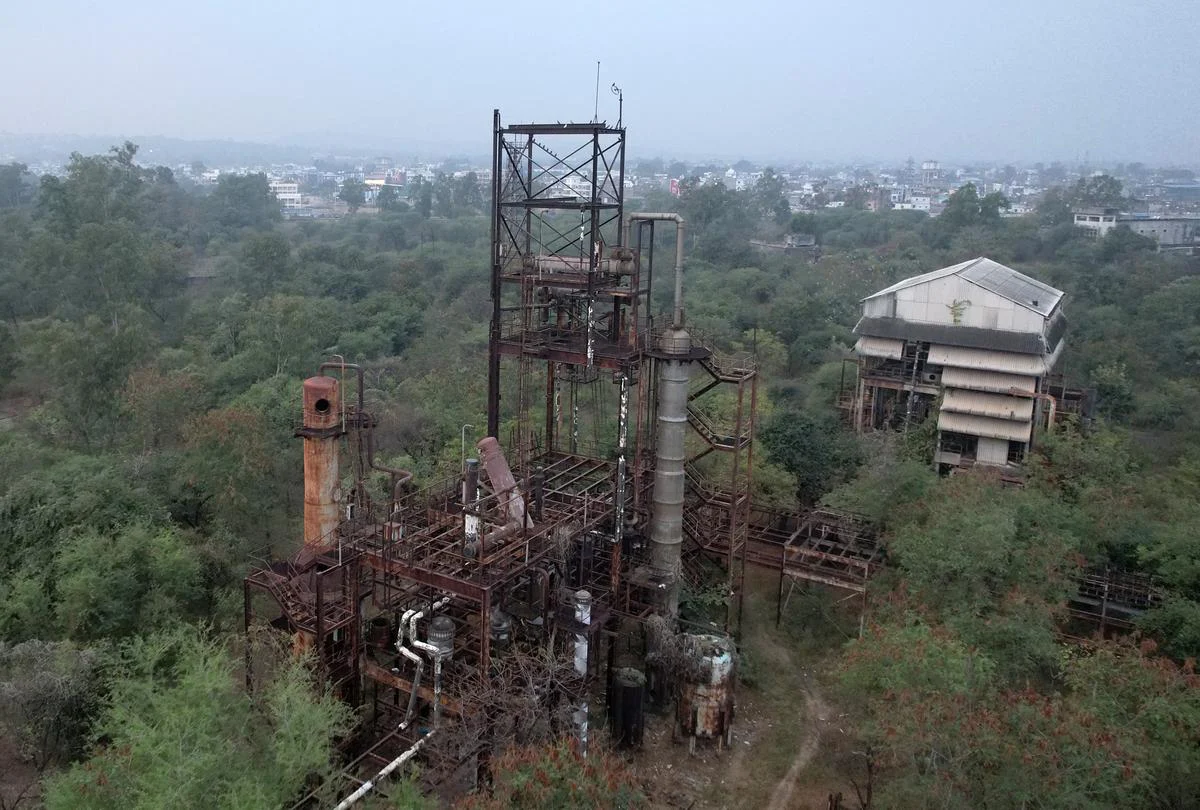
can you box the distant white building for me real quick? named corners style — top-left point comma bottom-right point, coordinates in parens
top-left (894, 195), bottom-right (931, 212)
top-left (921, 160), bottom-right (941, 187)
top-left (269, 181), bottom-right (303, 209)
top-left (1073, 209), bottom-right (1198, 251)
top-left (1072, 208), bottom-right (1120, 236)
top-left (1120, 217), bottom-right (1199, 252)
top-left (851, 258), bottom-right (1066, 470)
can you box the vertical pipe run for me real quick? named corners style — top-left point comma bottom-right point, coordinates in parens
top-left (302, 376), bottom-right (341, 550)
top-left (613, 373), bottom-right (629, 593)
top-left (463, 458), bottom-right (480, 554)
top-left (573, 589), bottom-right (592, 757)
top-left (487, 109), bottom-right (503, 438)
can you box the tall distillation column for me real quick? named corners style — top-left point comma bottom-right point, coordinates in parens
top-left (649, 327), bottom-right (691, 618)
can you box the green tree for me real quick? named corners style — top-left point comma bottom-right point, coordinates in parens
top-left (1091, 361), bottom-right (1135, 420)
top-left (52, 523), bottom-right (205, 640)
top-left (36, 143), bottom-right (145, 236)
top-left (840, 622), bottom-right (1154, 809)
top-left (760, 409), bottom-right (861, 505)
top-left (339, 178), bottom-right (366, 213)
top-left (43, 628), bottom-right (355, 810)
top-left (209, 173), bottom-right (281, 230)
top-left (452, 171), bottom-right (483, 210)
top-left (0, 161), bottom-right (34, 208)
top-left (752, 167), bottom-right (790, 224)
top-left (237, 230), bottom-right (293, 296)
top-left (885, 472), bottom-right (1072, 677)
top-left (1038, 186), bottom-right (1074, 226)
top-left (414, 179), bottom-right (433, 219)
top-left (940, 183), bottom-right (1009, 229)
top-left (1073, 174), bottom-right (1125, 209)
top-left (377, 184), bottom-right (402, 212)
top-left (20, 312), bottom-right (154, 446)
top-left (432, 173), bottom-right (454, 217)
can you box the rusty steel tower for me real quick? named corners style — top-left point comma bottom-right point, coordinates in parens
top-left (243, 109), bottom-right (771, 806)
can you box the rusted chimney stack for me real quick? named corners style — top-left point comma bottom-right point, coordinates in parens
top-left (301, 376), bottom-right (342, 550)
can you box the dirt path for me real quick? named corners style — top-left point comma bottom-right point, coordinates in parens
top-left (765, 689), bottom-right (829, 810)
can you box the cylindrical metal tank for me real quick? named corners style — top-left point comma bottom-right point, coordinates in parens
top-left (676, 634), bottom-right (735, 752)
top-left (427, 615), bottom-right (455, 659)
top-left (650, 328), bottom-right (692, 617)
top-left (302, 376), bottom-right (342, 550)
top-left (489, 609), bottom-right (511, 650)
top-left (610, 667), bottom-right (646, 749)
top-left (367, 616), bottom-right (392, 655)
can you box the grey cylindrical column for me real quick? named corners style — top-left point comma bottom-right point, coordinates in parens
top-left (650, 328), bottom-right (691, 618)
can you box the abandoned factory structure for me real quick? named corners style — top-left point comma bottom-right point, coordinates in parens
top-left (241, 110), bottom-right (884, 807)
top-left (849, 257), bottom-right (1081, 470)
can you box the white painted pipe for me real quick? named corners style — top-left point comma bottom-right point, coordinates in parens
top-left (408, 597), bottom-right (451, 657)
top-left (397, 646), bottom-right (423, 729)
top-left (331, 730), bottom-right (435, 810)
top-left (573, 590), bottom-right (591, 757)
top-left (406, 597), bottom-right (451, 728)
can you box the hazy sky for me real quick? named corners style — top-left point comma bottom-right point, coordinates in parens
top-left (2, 0), bottom-right (1197, 164)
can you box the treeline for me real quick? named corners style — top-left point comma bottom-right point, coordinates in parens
top-left (633, 172), bottom-right (1200, 805)
top-left (1, 145), bottom-right (1199, 807)
top-left (0, 145), bottom-right (497, 807)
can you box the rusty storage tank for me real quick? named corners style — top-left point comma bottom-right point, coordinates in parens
top-left (300, 375), bottom-right (342, 550)
top-left (676, 634), bottom-right (735, 753)
top-left (610, 666), bottom-right (646, 749)
top-left (367, 616), bottom-right (392, 659)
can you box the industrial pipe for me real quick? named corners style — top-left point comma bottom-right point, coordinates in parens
top-left (1009, 387), bottom-right (1058, 432)
top-left (573, 590), bottom-right (592, 757)
top-left (318, 361), bottom-right (415, 494)
top-left (407, 597), bottom-right (451, 727)
top-left (396, 645), bottom-right (424, 729)
top-left (407, 597), bottom-right (452, 658)
top-left (625, 212), bottom-right (686, 328)
top-left (331, 729), bottom-right (436, 810)
top-left (477, 437), bottom-right (531, 527)
top-left (463, 458), bottom-right (481, 555)
top-left (624, 214), bottom-right (693, 619)
top-left (394, 607), bottom-right (426, 730)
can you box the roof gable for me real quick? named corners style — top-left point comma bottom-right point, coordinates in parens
top-left (863, 257), bottom-right (1063, 317)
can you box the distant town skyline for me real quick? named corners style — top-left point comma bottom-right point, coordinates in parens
top-left (3, 0), bottom-right (1198, 165)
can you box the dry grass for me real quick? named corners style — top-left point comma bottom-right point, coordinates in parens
top-left (626, 566), bottom-right (865, 809)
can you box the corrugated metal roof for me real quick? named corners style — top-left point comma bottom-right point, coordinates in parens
top-left (862, 257), bottom-right (1063, 317)
top-left (928, 344), bottom-right (1050, 376)
top-left (942, 389), bottom-right (1034, 421)
top-left (958, 258), bottom-right (1062, 316)
top-left (938, 410), bottom-right (1032, 442)
top-left (941, 367), bottom-right (1038, 394)
top-left (862, 258), bottom-right (979, 300)
top-left (854, 336), bottom-right (904, 359)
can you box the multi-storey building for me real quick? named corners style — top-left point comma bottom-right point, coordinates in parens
top-left (851, 257), bottom-right (1066, 470)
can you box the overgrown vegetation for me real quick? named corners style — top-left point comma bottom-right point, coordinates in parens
top-left (2, 147), bottom-right (1199, 805)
